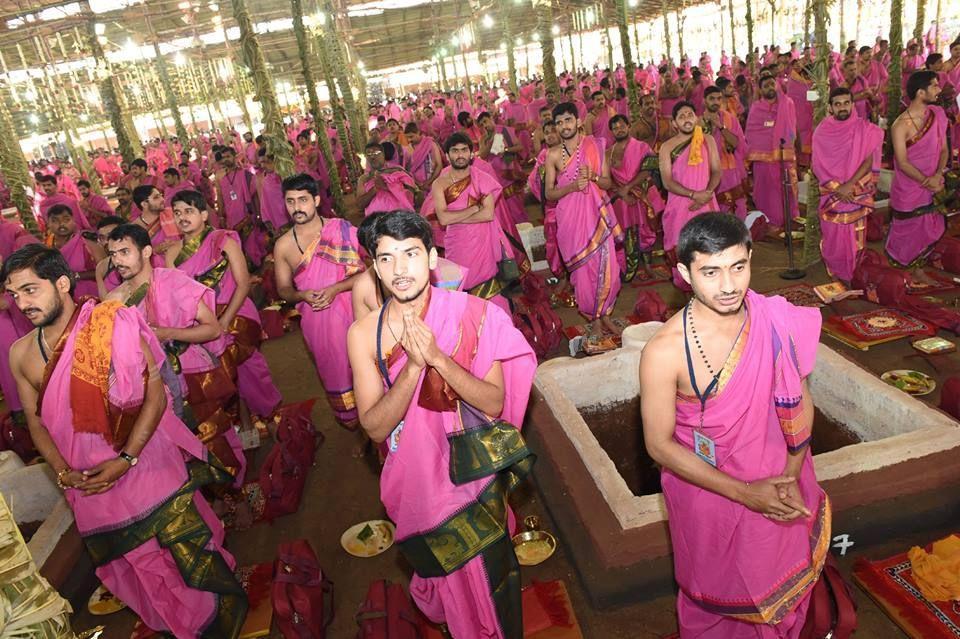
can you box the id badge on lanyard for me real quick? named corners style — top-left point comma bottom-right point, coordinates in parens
top-left (684, 305), bottom-right (719, 467)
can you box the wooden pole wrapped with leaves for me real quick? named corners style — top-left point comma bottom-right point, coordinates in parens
top-left (803, 0), bottom-right (812, 45)
top-left (152, 44), bottom-right (190, 143)
top-left (603, 3), bottom-right (615, 70)
top-left (662, 3), bottom-right (672, 61)
top-left (913, 0), bottom-right (925, 45)
top-left (320, 0), bottom-right (366, 157)
top-left (500, 0), bottom-right (519, 93)
top-left (745, 0), bottom-right (754, 60)
top-left (83, 8), bottom-right (140, 162)
top-left (0, 92), bottom-right (40, 236)
top-left (616, 0), bottom-right (640, 122)
top-left (678, 9), bottom-right (686, 59)
top-left (291, 0), bottom-right (345, 211)
top-left (728, 0), bottom-right (737, 56)
top-left (536, 0), bottom-right (559, 95)
top-left (802, 0), bottom-right (832, 265)
top-left (885, 0), bottom-right (904, 128)
top-left (315, 28), bottom-right (361, 183)
top-left (230, 0), bottom-right (295, 177)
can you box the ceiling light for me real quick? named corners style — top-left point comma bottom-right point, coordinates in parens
top-left (551, 24), bottom-right (559, 35)
top-left (482, 14), bottom-right (494, 28)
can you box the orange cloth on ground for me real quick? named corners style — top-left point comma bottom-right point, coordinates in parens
top-left (908, 534), bottom-right (960, 601)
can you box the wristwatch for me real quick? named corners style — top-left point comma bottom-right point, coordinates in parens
top-left (119, 452), bottom-right (139, 466)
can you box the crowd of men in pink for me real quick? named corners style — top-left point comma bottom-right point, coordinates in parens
top-left (0, 22), bottom-right (958, 639)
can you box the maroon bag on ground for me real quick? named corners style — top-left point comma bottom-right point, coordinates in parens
top-left (259, 400), bottom-right (321, 522)
top-left (512, 296), bottom-right (563, 359)
top-left (355, 580), bottom-right (421, 639)
top-left (633, 290), bottom-right (669, 323)
top-left (940, 377), bottom-right (960, 421)
top-left (800, 554), bottom-right (857, 639)
top-left (931, 236), bottom-right (960, 274)
top-left (273, 539), bottom-right (334, 639)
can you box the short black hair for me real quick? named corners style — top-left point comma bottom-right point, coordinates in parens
top-left (221, 146), bottom-right (236, 156)
top-left (163, 167), bottom-right (179, 177)
top-left (115, 186), bottom-right (130, 195)
top-left (97, 215), bottom-right (125, 230)
top-left (925, 53), bottom-right (943, 68)
top-left (37, 174), bottom-right (56, 184)
top-left (456, 111), bottom-right (473, 126)
top-left (364, 210), bottom-right (433, 256)
top-left (906, 70), bottom-right (938, 100)
top-left (672, 100), bottom-right (697, 120)
top-left (551, 102), bottom-right (579, 121)
top-left (131, 158), bottom-right (148, 170)
top-left (677, 213), bottom-right (752, 268)
top-left (476, 111), bottom-right (492, 123)
top-left (77, 179), bottom-right (91, 189)
top-left (1, 243), bottom-right (75, 295)
top-left (281, 173), bottom-right (319, 197)
top-left (403, 122), bottom-right (420, 135)
top-left (704, 85), bottom-right (722, 98)
top-left (365, 140), bottom-right (383, 151)
top-left (170, 189), bottom-right (207, 211)
top-left (108, 223), bottom-right (151, 251)
top-left (829, 87), bottom-right (853, 103)
top-left (297, 130), bottom-right (311, 141)
top-left (47, 204), bottom-right (73, 219)
top-left (443, 132), bottom-right (473, 154)
top-left (608, 114), bottom-right (629, 130)
top-left (132, 184), bottom-right (160, 208)
top-left (758, 74), bottom-right (777, 88)
top-left (591, 90), bottom-right (604, 99)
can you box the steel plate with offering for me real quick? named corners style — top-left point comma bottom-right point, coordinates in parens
top-left (511, 516), bottom-right (557, 566)
top-left (911, 336), bottom-right (956, 354)
top-left (880, 369), bottom-right (936, 396)
top-left (87, 584), bottom-right (126, 615)
top-left (341, 520), bottom-right (395, 558)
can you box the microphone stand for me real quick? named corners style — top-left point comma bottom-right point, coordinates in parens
top-left (779, 137), bottom-right (806, 280)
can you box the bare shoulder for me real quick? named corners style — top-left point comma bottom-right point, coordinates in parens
top-left (640, 313), bottom-right (684, 371)
top-left (347, 311), bottom-right (377, 356)
top-left (546, 145), bottom-right (562, 163)
top-left (9, 330), bottom-right (35, 363)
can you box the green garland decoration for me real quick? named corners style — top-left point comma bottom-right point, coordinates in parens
top-left (501, 0), bottom-right (518, 92)
top-left (885, 0), bottom-right (904, 133)
top-left (536, 0), bottom-right (559, 96)
top-left (315, 29), bottom-right (361, 185)
top-left (802, 0), bottom-right (833, 265)
top-left (320, 0), bottom-right (367, 157)
top-left (912, 0), bottom-right (925, 45)
top-left (617, 0), bottom-right (641, 122)
top-left (728, 0), bottom-right (737, 55)
top-left (152, 44), bottom-right (190, 142)
top-left (0, 91), bottom-right (40, 236)
top-left (291, 0), bottom-right (345, 213)
top-left (230, 0), bottom-right (295, 177)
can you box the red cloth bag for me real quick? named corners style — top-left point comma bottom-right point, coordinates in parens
top-left (633, 290), bottom-right (669, 322)
top-left (355, 580), bottom-right (421, 639)
top-left (273, 539), bottom-right (334, 639)
top-left (800, 554), bottom-right (858, 639)
top-left (512, 297), bottom-right (563, 359)
top-left (259, 400), bottom-right (320, 521)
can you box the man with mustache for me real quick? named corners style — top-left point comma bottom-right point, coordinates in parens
top-left (545, 102), bottom-right (622, 340)
top-left (640, 213), bottom-right (828, 639)
top-left (273, 174), bottom-right (366, 447)
top-left (45, 204), bottom-right (105, 300)
top-left (6, 243), bottom-right (246, 638)
top-left (702, 86), bottom-right (749, 220)
top-left (607, 115), bottom-right (661, 282)
top-left (659, 101), bottom-right (721, 290)
top-left (811, 88), bottom-right (884, 283)
top-left (347, 211), bottom-right (536, 639)
top-left (885, 71), bottom-right (949, 269)
top-left (168, 189), bottom-right (282, 425)
top-left (102, 225), bottom-right (246, 492)
top-left (745, 74), bottom-right (800, 228)
top-left (425, 132), bottom-right (512, 313)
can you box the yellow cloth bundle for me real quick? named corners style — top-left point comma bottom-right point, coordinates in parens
top-left (688, 125), bottom-right (705, 166)
top-left (908, 534), bottom-right (960, 602)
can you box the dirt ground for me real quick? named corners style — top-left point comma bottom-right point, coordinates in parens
top-left (62, 197), bottom-right (960, 638)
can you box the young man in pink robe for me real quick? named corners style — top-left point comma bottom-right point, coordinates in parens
top-left (886, 71), bottom-right (950, 268)
top-left (77, 179), bottom-right (115, 227)
top-left (403, 123), bottom-right (442, 192)
top-left (357, 141), bottom-right (417, 217)
top-left (660, 102), bottom-right (722, 289)
top-left (170, 189), bottom-right (282, 422)
top-left (46, 204), bottom-right (105, 300)
top-left (0, 224), bottom-right (38, 417)
top-left (348, 211), bottom-right (536, 639)
top-left (745, 75), bottom-right (800, 228)
top-left (103, 224), bottom-right (246, 484)
top-left (254, 152), bottom-right (290, 233)
top-left (274, 174), bottom-right (365, 440)
top-left (812, 88), bottom-right (884, 283)
top-left (161, 167), bottom-right (196, 209)
top-left (545, 102), bottom-right (623, 339)
top-left (607, 115), bottom-right (660, 282)
top-left (6, 244), bottom-right (246, 638)
top-left (703, 87), bottom-right (749, 219)
top-left (640, 213), bottom-right (830, 639)
top-left (130, 185), bottom-right (181, 266)
top-left (583, 91), bottom-right (618, 148)
top-left (36, 174), bottom-right (92, 231)
top-left (528, 122), bottom-right (565, 280)
top-left (217, 147), bottom-right (266, 267)
top-left (785, 63), bottom-right (815, 167)
top-left (425, 133), bottom-right (512, 313)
